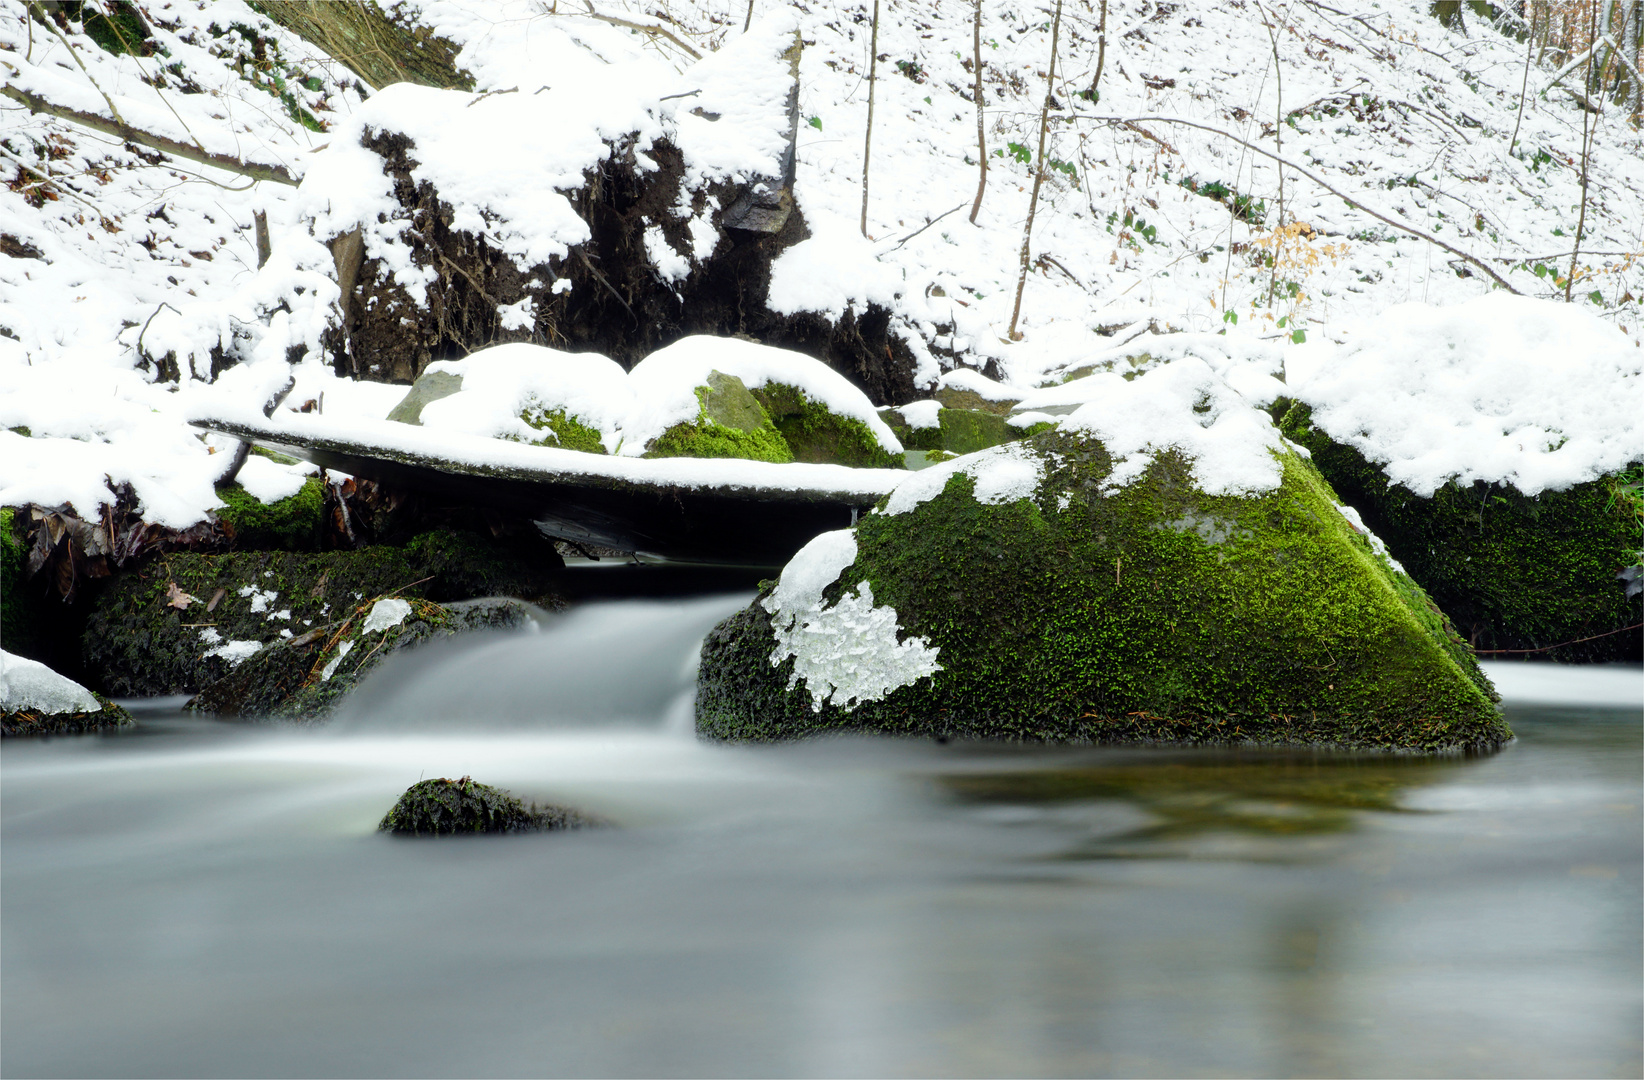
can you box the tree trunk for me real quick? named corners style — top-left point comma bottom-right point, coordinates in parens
top-left (248, 1), bottom-right (474, 91)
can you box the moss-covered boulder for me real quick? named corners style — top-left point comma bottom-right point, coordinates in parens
top-left (2, 650), bottom-right (133, 738)
top-left (83, 546), bottom-right (427, 697)
top-left (1279, 402), bottom-right (1642, 662)
top-left (644, 370), bottom-right (794, 463)
top-left (750, 382), bottom-right (903, 468)
top-left (379, 776), bottom-right (600, 835)
top-left (698, 362), bottom-right (1506, 753)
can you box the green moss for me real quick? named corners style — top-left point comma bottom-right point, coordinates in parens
top-left (379, 776), bottom-right (598, 835)
top-left (66, 0), bottom-right (151, 56)
top-left (937, 407), bottom-right (1013, 455)
top-left (752, 383), bottom-right (903, 468)
top-left (1279, 402), bottom-right (1643, 662)
top-left (646, 379), bottom-right (794, 464)
top-left (83, 546), bottom-right (426, 697)
top-left (515, 405), bottom-right (608, 454)
top-left (698, 427), bottom-right (1507, 753)
top-left (214, 477), bottom-right (325, 550)
top-left (1, 507), bottom-right (31, 657)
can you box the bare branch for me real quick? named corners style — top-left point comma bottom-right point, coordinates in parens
top-left (0, 83), bottom-right (300, 185)
top-left (1082, 112), bottom-right (1522, 294)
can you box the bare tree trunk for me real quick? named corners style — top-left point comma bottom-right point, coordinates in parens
top-left (968, 0), bottom-right (988, 223)
top-left (1087, 0), bottom-right (1108, 101)
top-left (1510, 6), bottom-right (1535, 155)
top-left (1007, 0), bottom-right (1063, 341)
top-left (860, 0), bottom-right (881, 238)
top-left (1568, 0), bottom-right (1600, 302)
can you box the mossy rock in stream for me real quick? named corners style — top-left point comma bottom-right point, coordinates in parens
top-left (643, 371), bottom-right (793, 463)
top-left (83, 546), bottom-right (427, 697)
top-left (1, 506), bottom-right (35, 658)
top-left (697, 426), bottom-right (1507, 753)
top-left (1278, 402), bottom-right (1643, 663)
top-left (379, 777), bottom-right (600, 835)
top-left (2, 692), bottom-right (133, 738)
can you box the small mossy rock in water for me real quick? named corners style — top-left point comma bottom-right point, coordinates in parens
top-left (698, 414), bottom-right (1506, 752)
top-left (1279, 402), bottom-right (1643, 663)
top-left (645, 371), bottom-right (794, 464)
top-left (379, 777), bottom-right (598, 835)
top-left (213, 476), bottom-right (326, 551)
top-left (2, 650), bottom-right (133, 738)
top-left (384, 370), bottom-right (464, 425)
top-left (83, 547), bottom-right (426, 697)
top-left (751, 382), bottom-right (904, 469)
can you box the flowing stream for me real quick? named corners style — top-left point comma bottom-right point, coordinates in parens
top-left (2, 596), bottom-right (1640, 1078)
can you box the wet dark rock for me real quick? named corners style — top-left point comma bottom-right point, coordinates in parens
top-left (378, 776), bottom-right (600, 835)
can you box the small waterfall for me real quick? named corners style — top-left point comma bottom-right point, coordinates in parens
top-left (331, 593), bottom-right (751, 733)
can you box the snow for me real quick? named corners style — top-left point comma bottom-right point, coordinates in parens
top-left (319, 640), bottom-right (354, 682)
top-left (1061, 358), bottom-right (1289, 497)
top-left (409, 336), bottom-right (903, 457)
top-left (204, 639), bottom-right (263, 668)
top-left (1, 650), bottom-right (100, 715)
top-left (1288, 294), bottom-right (1644, 496)
top-left (898, 400), bottom-right (942, 429)
top-left (419, 344), bottom-right (635, 452)
top-left (623, 336), bottom-right (903, 455)
top-left (1335, 503), bottom-right (1407, 576)
top-left (938, 368), bottom-right (1020, 402)
top-left (761, 529), bottom-right (942, 711)
top-left (361, 598), bottom-right (413, 636)
top-left (2, 0), bottom-right (1641, 536)
top-left (880, 441), bottom-right (1046, 517)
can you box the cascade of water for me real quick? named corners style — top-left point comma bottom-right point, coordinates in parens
top-left (330, 593), bottom-right (752, 733)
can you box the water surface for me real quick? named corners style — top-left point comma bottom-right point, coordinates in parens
top-left (3, 600), bottom-right (1639, 1078)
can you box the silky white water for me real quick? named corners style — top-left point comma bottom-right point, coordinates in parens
top-left (2, 598), bottom-right (1639, 1078)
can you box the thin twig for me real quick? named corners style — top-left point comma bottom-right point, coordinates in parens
top-left (578, 2), bottom-right (702, 60)
top-left (1474, 621), bottom-right (1642, 654)
top-left (1081, 112), bottom-right (1522, 293)
top-left (886, 201), bottom-right (966, 251)
top-left (860, 0), bottom-right (880, 238)
top-left (968, 0), bottom-right (987, 224)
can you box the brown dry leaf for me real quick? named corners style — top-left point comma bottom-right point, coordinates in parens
top-left (165, 581), bottom-right (197, 610)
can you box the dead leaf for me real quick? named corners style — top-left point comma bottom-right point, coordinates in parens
top-left (206, 588), bottom-right (226, 612)
top-left (165, 581), bottom-right (197, 610)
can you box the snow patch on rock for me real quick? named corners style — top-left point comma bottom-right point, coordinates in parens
top-left (880, 442), bottom-right (1046, 517)
top-left (1061, 358), bottom-right (1287, 496)
top-left (361, 598), bottom-right (413, 635)
top-left (1289, 294), bottom-right (1644, 496)
top-left (1, 650), bottom-right (100, 715)
top-left (762, 530), bottom-right (941, 711)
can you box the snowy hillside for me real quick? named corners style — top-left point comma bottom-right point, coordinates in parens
top-left (1, 0), bottom-right (1641, 528)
